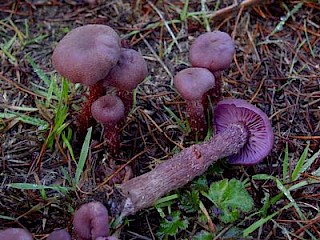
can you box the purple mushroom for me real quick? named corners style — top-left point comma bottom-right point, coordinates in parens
top-left (0, 228), bottom-right (33, 240)
top-left (214, 98), bottom-right (274, 165)
top-left (73, 201), bottom-right (109, 240)
top-left (47, 229), bottom-right (71, 240)
top-left (117, 98), bottom-right (274, 216)
top-left (91, 95), bottom-right (125, 153)
top-left (173, 67), bottom-right (215, 139)
top-left (189, 31), bottom-right (235, 104)
top-left (102, 48), bottom-right (148, 116)
top-left (52, 24), bottom-right (121, 139)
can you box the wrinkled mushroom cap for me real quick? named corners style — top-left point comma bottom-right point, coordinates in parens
top-left (173, 67), bottom-right (215, 100)
top-left (189, 31), bottom-right (235, 72)
top-left (91, 95), bottom-right (125, 125)
top-left (103, 48), bottom-right (148, 90)
top-left (214, 99), bottom-right (274, 165)
top-left (73, 201), bottom-right (109, 240)
top-left (47, 229), bottom-right (71, 240)
top-left (0, 228), bottom-right (33, 240)
top-left (52, 24), bottom-right (121, 86)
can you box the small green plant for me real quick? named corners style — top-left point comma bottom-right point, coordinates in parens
top-left (155, 175), bottom-right (254, 239)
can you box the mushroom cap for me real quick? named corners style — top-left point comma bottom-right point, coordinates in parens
top-left (103, 48), bottom-right (148, 90)
top-left (173, 67), bottom-right (215, 100)
top-left (213, 98), bottom-right (274, 165)
top-left (0, 228), bottom-right (33, 240)
top-left (52, 24), bottom-right (121, 86)
top-left (189, 31), bottom-right (235, 72)
top-left (47, 229), bottom-right (71, 240)
top-left (91, 95), bottom-right (125, 124)
top-left (73, 201), bottom-right (109, 240)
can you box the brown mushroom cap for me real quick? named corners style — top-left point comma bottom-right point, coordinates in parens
top-left (91, 95), bottom-right (125, 125)
top-left (103, 48), bottom-right (148, 90)
top-left (73, 201), bottom-right (109, 240)
top-left (0, 228), bottom-right (33, 240)
top-left (189, 31), bottom-right (235, 72)
top-left (173, 67), bottom-right (215, 100)
top-left (52, 24), bottom-right (121, 86)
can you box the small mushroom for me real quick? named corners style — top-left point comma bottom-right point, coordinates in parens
top-left (52, 24), bottom-right (121, 139)
top-left (103, 48), bottom-right (148, 116)
top-left (173, 67), bottom-right (215, 139)
top-left (73, 201), bottom-right (109, 240)
top-left (118, 98), bottom-right (273, 216)
top-left (214, 98), bottom-right (274, 165)
top-left (91, 95), bottom-right (125, 153)
top-left (47, 229), bottom-right (71, 240)
top-left (189, 31), bottom-right (235, 103)
top-left (0, 228), bottom-right (33, 240)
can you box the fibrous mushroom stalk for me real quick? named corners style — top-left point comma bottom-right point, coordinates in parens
top-left (119, 122), bottom-right (248, 217)
top-left (186, 97), bottom-right (209, 139)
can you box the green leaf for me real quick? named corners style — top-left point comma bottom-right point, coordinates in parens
top-left (180, 190), bottom-right (200, 213)
top-left (291, 144), bottom-right (309, 181)
top-left (157, 211), bottom-right (189, 239)
top-left (203, 179), bottom-right (254, 223)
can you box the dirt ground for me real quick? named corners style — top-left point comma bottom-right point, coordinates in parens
top-left (0, 0), bottom-right (320, 239)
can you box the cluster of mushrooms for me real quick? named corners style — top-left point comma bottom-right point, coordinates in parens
top-left (1, 25), bottom-right (274, 239)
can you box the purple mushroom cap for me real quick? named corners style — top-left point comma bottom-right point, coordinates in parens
top-left (91, 95), bottom-right (125, 125)
top-left (173, 67), bottom-right (215, 100)
top-left (214, 98), bottom-right (274, 165)
top-left (73, 201), bottom-right (109, 240)
top-left (52, 24), bottom-right (121, 86)
top-left (0, 228), bottom-right (33, 240)
top-left (103, 48), bottom-right (148, 91)
top-left (47, 229), bottom-right (71, 240)
top-left (189, 31), bottom-right (235, 72)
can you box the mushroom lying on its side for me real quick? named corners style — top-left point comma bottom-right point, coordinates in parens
top-left (116, 98), bottom-right (274, 217)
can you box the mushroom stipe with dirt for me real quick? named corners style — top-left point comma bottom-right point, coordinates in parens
top-left (111, 98), bottom-right (274, 217)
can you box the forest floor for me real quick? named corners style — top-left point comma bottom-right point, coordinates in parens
top-left (0, 0), bottom-right (320, 239)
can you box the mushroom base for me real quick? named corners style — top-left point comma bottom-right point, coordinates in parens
top-left (118, 123), bottom-right (248, 217)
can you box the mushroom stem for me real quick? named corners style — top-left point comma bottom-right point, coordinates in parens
top-left (118, 123), bottom-right (248, 217)
top-left (186, 99), bottom-right (208, 140)
top-left (116, 89), bottom-right (134, 117)
top-left (103, 122), bottom-right (123, 154)
top-left (207, 71), bottom-right (222, 105)
top-left (76, 81), bottom-right (106, 138)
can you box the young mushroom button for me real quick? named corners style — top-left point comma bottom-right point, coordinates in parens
top-left (73, 201), bottom-right (110, 240)
top-left (47, 229), bottom-right (71, 240)
top-left (173, 67), bottom-right (215, 139)
top-left (214, 99), bottom-right (274, 165)
top-left (0, 228), bottom-right (33, 240)
top-left (91, 95), bottom-right (125, 152)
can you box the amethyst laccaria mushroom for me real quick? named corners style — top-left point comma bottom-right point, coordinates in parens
top-left (47, 229), bottom-right (71, 240)
top-left (91, 95), bottom-right (125, 153)
top-left (73, 201), bottom-right (110, 240)
top-left (52, 24), bottom-right (121, 138)
top-left (102, 48), bottom-right (148, 116)
top-left (116, 98), bottom-right (274, 216)
top-left (173, 67), bottom-right (215, 140)
top-left (0, 228), bottom-right (33, 240)
top-left (189, 31), bottom-right (235, 104)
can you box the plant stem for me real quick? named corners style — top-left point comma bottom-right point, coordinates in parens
top-left (118, 123), bottom-right (248, 217)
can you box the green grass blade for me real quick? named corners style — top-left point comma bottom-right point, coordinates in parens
top-left (75, 127), bottom-right (92, 186)
top-left (291, 144), bottom-right (309, 181)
